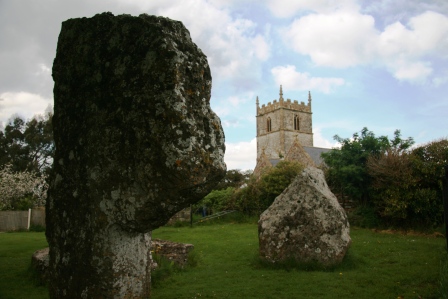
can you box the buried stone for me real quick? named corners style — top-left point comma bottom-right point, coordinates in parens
top-left (258, 167), bottom-right (351, 267)
top-left (46, 12), bottom-right (225, 298)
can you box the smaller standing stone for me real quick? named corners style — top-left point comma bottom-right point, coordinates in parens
top-left (258, 167), bottom-right (351, 267)
top-left (31, 248), bottom-right (49, 283)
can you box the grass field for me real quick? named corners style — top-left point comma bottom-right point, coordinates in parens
top-left (0, 221), bottom-right (446, 299)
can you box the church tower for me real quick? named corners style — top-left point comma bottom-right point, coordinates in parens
top-left (256, 85), bottom-right (313, 161)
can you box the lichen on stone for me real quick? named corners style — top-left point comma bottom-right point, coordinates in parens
top-left (47, 12), bottom-right (225, 298)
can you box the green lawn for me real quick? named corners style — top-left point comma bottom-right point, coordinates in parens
top-left (0, 232), bottom-right (49, 299)
top-left (152, 223), bottom-right (446, 299)
top-left (0, 223), bottom-right (446, 299)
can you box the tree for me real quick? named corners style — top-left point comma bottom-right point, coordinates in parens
top-left (230, 160), bottom-right (304, 215)
top-left (199, 187), bottom-right (235, 213)
top-left (0, 164), bottom-right (48, 210)
top-left (215, 169), bottom-right (251, 190)
top-left (365, 139), bottom-right (448, 227)
top-left (367, 148), bottom-right (415, 222)
top-left (24, 113), bottom-right (54, 174)
top-left (322, 128), bottom-right (414, 204)
top-left (0, 110), bottom-right (53, 175)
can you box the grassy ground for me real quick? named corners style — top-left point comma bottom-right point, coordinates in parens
top-left (152, 222), bottom-right (446, 299)
top-left (0, 232), bottom-right (49, 299)
top-left (0, 222), bottom-right (445, 299)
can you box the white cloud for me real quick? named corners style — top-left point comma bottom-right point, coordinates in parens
top-left (251, 34), bottom-right (271, 60)
top-left (224, 138), bottom-right (257, 170)
top-left (390, 61), bottom-right (432, 82)
top-left (123, 0), bottom-right (270, 86)
top-left (271, 65), bottom-right (345, 93)
top-left (0, 92), bottom-right (52, 127)
top-left (267, 0), bottom-right (359, 18)
top-left (282, 11), bottom-right (377, 68)
top-left (281, 7), bottom-right (448, 83)
top-left (313, 127), bottom-right (340, 149)
top-left (377, 11), bottom-right (448, 81)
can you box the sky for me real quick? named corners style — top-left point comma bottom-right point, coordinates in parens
top-left (1, 0), bottom-right (447, 171)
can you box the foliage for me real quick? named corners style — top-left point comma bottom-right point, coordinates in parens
top-left (230, 160), bottom-right (304, 215)
top-left (0, 111), bottom-right (53, 210)
top-left (0, 111), bottom-right (54, 176)
top-left (215, 169), bottom-right (251, 190)
top-left (347, 205), bottom-right (380, 228)
top-left (367, 139), bottom-right (448, 227)
top-left (198, 187), bottom-right (235, 213)
top-left (194, 169), bottom-right (252, 215)
top-left (0, 164), bottom-right (48, 210)
top-left (322, 127), bottom-right (414, 205)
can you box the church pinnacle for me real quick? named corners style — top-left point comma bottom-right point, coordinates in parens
top-left (279, 85), bottom-right (284, 100)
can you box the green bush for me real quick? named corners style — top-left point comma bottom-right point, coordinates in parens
top-left (230, 160), bottom-right (304, 216)
top-left (367, 139), bottom-right (447, 228)
top-left (347, 205), bottom-right (380, 228)
top-left (29, 225), bottom-right (45, 232)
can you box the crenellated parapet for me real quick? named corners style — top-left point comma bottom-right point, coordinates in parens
top-left (256, 86), bottom-right (312, 116)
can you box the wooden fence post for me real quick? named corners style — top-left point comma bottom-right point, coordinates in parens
top-left (27, 209), bottom-right (31, 230)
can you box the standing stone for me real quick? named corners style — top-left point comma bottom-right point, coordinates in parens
top-left (47, 12), bottom-right (226, 298)
top-left (258, 167), bottom-right (351, 267)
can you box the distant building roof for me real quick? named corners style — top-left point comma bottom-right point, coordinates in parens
top-left (303, 146), bottom-right (332, 166)
top-left (269, 159), bottom-right (280, 167)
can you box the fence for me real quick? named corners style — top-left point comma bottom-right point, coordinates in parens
top-left (0, 208), bottom-right (45, 232)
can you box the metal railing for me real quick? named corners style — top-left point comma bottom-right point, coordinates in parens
top-left (193, 210), bottom-right (236, 225)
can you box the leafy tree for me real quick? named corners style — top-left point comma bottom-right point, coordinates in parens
top-left (194, 169), bottom-right (252, 215)
top-left (367, 148), bottom-right (415, 222)
top-left (199, 187), bottom-right (235, 213)
top-left (23, 114), bottom-right (54, 173)
top-left (322, 128), bottom-right (414, 204)
top-left (408, 139), bottom-right (448, 226)
top-left (230, 160), bottom-right (304, 215)
top-left (258, 160), bottom-right (304, 209)
top-left (0, 164), bottom-right (48, 210)
top-left (0, 110), bottom-right (53, 175)
top-left (215, 169), bottom-right (251, 190)
top-left (363, 138), bottom-right (446, 227)
top-left (0, 110), bottom-right (53, 210)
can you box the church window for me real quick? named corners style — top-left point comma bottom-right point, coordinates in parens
top-left (267, 117), bottom-right (272, 132)
top-left (294, 115), bottom-right (300, 130)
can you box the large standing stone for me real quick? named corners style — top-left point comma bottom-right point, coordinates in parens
top-left (47, 12), bottom-right (226, 298)
top-left (258, 167), bottom-right (351, 267)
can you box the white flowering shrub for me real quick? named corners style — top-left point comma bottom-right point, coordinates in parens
top-left (0, 164), bottom-right (48, 210)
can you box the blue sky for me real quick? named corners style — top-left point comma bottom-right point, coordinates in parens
top-left (1, 0), bottom-right (447, 170)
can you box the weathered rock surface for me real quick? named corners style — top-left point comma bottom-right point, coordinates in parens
top-left (258, 167), bottom-right (351, 267)
top-left (47, 12), bottom-right (225, 298)
top-left (31, 247), bottom-right (49, 283)
top-left (151, 239), bottom-right (194, 268)
top-left (32, 241), bottom-right (194, 283)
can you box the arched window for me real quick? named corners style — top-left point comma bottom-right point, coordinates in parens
top-left (266, 117), bottom-right (272, 132)
top-left (294, 115), bottom-right (299, 131)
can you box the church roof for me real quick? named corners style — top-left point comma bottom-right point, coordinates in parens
top-left (303, 146), bottom-right (332, 166)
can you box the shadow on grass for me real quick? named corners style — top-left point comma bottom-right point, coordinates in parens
top-left (251, 248), bottom-right (366, 272)
top-left (440, 252), bottom-right (448, 299)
